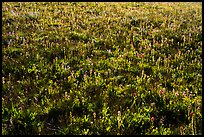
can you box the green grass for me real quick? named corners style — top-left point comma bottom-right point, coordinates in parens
top-left (2, 2), bottom-right (202, 135)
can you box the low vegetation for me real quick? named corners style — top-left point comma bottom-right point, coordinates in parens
top-left (2, 2), bottom-right (202, 135)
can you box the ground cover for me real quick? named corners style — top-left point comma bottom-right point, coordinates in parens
top-left (2, 2), bottom-right (202, 135)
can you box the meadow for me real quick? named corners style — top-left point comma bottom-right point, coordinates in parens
top-left (2, 2), bottom-right (202, 135)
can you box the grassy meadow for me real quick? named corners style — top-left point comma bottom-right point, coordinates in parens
top-left (2, 2), bottom-right (202, 135)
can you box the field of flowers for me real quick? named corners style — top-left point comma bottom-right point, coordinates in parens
top-left (2, 2), bottom-right (202, 135)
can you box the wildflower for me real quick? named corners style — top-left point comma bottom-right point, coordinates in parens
top-left (71, 70), bottom-right (74, 75)
top-left (93, 112), bottom-right (96, 120)
top-left (155, 42), bottom-right (160, 47)
top-left (7, 39), bottom-right (12, 45)
top-left (183, 91), bottom-right (186, 97)
top-left (83, 74), bottom-right (87, 79)
top-left (132, 92), bottom-right (136, 97)
top-left (18, 106), bottom-right (23, 110)
top-left (159, 89), bottom-right (163, 95)
top-left (2, 77), bottom-right (5, 84)
top-left (197, 99), bottom-right (201, 104)
top-left (139, 46), bottom-right (142, 52)
top-left (151, 117), bottom-right (155, 122)
top-left (8, 31), bottom-right (13, 36)
top-left (117, 111), bottom-right (122, 128)
top-left (175, 92), bottom-right (179, 96)
top-left (141, 53), bottom-right (144, 58)
top-left (190, 112), bottom-right (194, 117)
top-left (104, 71), bottom-right (108, 76)
top-left (159, 116), bottom-right (165, 125)
top-left (89, 69), bottom-right (93, 75)
top-left (180, 126), bottom-right (184, 135)
top-left (136, 53), bottom-right (139, 57)
top-left (66, 65), bottom-right (70, 70)
top-left (107, 49), bottom-right (111, 53)
top-left (118, 111), bottom-right (121, 116)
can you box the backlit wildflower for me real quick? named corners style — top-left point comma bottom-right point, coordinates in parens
top-left (141, 53), bottom-right (144, 58)
top-left (107, 49), bottom-right (111, 53)
top-left (90, 69), bottom-right (93, 75)
top-left (71, 70), bottom-right (74, 75)
top-left (93, 112), bottom-right (96, 121)
top-left (117, 111), bottom-right (122, 129)
top-left (197, 99), bottom-right (201, 104)
top-left (151, 117), bottom-right (155, 122)
top-left (159, 89), bottom-right (163, 95)
top-left (66, 65), bottom-right (70, 70)
top-left (190, 112), bottom-right (194, 117)
top-left (180, 126), bottom-right (184, 135)
top-left (183, 91), bottom-right (186, 97)
top-left (83, 74), bottom-right (87, 79)
top-left (132, 91), bottom-right (136, 97)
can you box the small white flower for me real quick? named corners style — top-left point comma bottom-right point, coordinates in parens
top-left (8, 32), bottom-right (12, 36)
top-left (7, 39), bottom-right (12, 45)
top-left (65, 64), bottom-right (70, 70)
top-left (107, 49), bottom-right (111, 53)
